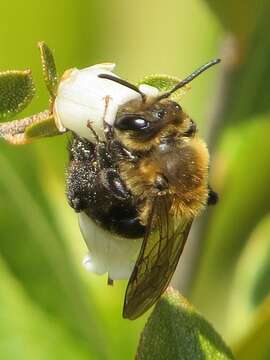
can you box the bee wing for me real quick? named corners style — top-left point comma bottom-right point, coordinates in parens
top-left (123, 195), bottom-right (193, 320)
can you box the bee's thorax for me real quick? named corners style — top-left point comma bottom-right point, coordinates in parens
top-left (119, 135), bottom-right (209, 223)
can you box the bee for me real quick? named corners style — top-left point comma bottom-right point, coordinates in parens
top-left (66, 59), bottom-right (219, 320)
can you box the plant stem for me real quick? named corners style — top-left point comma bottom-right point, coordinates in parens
top-left (0, 110), bottom-right (50, 144)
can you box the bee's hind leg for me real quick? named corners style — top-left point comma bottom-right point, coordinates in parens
top-left (207, 185), bottom-right (218, 205)
top-left (67, 136), bottom-right (96, 212)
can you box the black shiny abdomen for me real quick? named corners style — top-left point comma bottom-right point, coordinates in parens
top-left (85, 204), bottom-right (145, 239)
top-left (67, 136), bottom-right (145, 239)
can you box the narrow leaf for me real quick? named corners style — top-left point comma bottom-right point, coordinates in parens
top-left (0, 70), bottom-right (35, 122)
top-left (137, 287), bottom-right (234, 360)
top-left (38, 41), bottom-right (58, 97)
top-left (138, 74), bottom-right (190, 104)
top-left (25, 114), bottom-right (62, 139)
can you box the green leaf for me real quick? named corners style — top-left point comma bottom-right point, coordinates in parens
top-left (25, 114), bottom-right (62, 139)
top-left (0, 70), bottom-right (35, 122)
top-left (138, 74), bottom-right (190, 104)
top-left (234, 297), bottom-right (270, 360)
top-left (0, 255), bottom-right (93, 360)
top-left (0, 150), bottom-right (106, 359)
top-left (38, 41), bottom-right (58, 98)
top-left (227, 215), bottom-right (270, 341)
top-left (137, 288), bottom-right (234, 360)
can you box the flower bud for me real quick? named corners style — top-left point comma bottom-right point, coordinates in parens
top-left (53, 63), bottom-right (145, 141)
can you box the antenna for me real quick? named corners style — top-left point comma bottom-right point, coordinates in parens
top-left (157, 58), bottom-right (221, 101)
top-left (98, 73), bottom-right (146, 102)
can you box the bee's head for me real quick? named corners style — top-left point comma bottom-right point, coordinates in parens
top-left (99, 59), bottom-right (220, 151)
top-left (113, 100), bottom-right (187, 151)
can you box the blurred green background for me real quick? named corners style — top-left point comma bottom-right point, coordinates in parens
top-left (0, 0), bottom-right (270, 359)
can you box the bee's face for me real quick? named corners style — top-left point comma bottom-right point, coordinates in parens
top-left (114, 100), bottom-right (190, 151)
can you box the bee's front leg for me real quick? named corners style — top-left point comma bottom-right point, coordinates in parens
top-left (95, 141), bottom-right (132, 201)
top-left (183, 119), bottom-right (197, 137)
top-left (100, 168), bottom-right (131, 201)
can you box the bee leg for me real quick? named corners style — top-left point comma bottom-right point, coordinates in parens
top-left (100, 168), bottom-right (131, 201)
top-left (86, 120), bottom-right (100, 142)
top-left (88, 137), bottom-right (131, 201)
top-left (99, 96), bottom-right (139, 162)
top-left (184, 119), bottom-right (197, 137)
top-left (67, 189), bottom-right (88, 212)
top-left (109, 139), bottom-right (139, 162)
top-left (102, 95), bottom-right (114, 142)
top-left (207, 186), bottom-right (218, 205)
top-left (67, 161), bottom-right (94, 212)
top-left (68, 135), bottom-right (95, 161)
top-left (86, 117), bottom-right (116, 173)
top-left (107, 277), bottom-right (114, 286)
top-left (67, 137), bottom-right (96, 212)
top-left (155, 174), bottom-right (169, 193)
top-left (104, 122), bottom-right (113, 142)
top-left (66, 166), bottom-right (90, 212)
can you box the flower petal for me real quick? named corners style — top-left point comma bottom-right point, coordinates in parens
top-left (79, 212), bottom-right (143, 280)
top-left (53, 64), bottom-right (143, 140)
top-left (139, 84), bottom-right (159, 99)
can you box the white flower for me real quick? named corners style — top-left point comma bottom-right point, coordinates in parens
top-left (53, 63), bottom-right (159, 142)
top-left (79, 212), bottom-right (143, 280)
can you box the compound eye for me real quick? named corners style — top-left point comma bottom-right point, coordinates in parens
top-left (115, 115), bottom-right (150, 131)
top-left (132, 118), bottom-right (148, 129)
